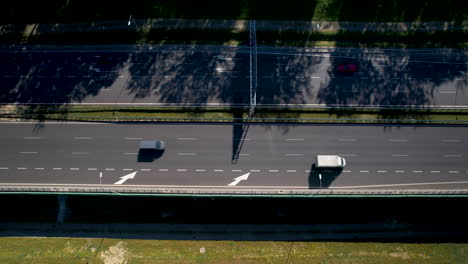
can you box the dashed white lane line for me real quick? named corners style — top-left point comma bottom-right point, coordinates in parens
top-left (53, 168), bottom-right (62, 170)
top-left (20, 152), bottom-right (38, 154)
top-left (359, 170), bottom-right (369, 173)
top-left (124, 153), bottom-right (138, 155)
top-left (392, 154), bottom-right (409, 157)
top-left (339, 154), bottom-right (357, 157)
top-left (338, 139), bottom-right (357, 142)
top-left (413, 170), bottom-right (423, 173)
top-left (269, 170), bottom-right (279, 172)
top-left (343, 170), bottom-right (351, 173)
top-left (141, 169), bottom-right (151, 171)
top-left (439, 91), bottom-right (456, 94)
top-left (311, 76), bottom-right (320, 79)
top-left (441, 139), bottom-right (460, 142)
top-left (70, 168), bottom-right (79, 170)
top-left (449, 171), bottom-right (460, 173)
top-left (195, 169), bottom-right (206, 172)
top-left (214, 169), bottom-right (224, 172)
top-left (124, 137), bottom-right (143, 140)
top-left (34, 168), bottom-right (44, 170)
top-left (24, 137), bottom-right (41, 139)
top-left (88, 168), bottom-right (97, 171)
top-left (239, 154), bottom-right (250, 156)
top-left (178, 153), bottom-right (197, 156)
top-left (285, 138), bottom-right (305, 141)
top-left (176, 138), bottom-right (197, 140)
top-left (305, 170), bottom-right (311, 173)
top-left (377, 170), bottom-right (387, 173)
top-left (389, 139), bottom-right (408, 142)
top-left (17, 168), bottom-right (27, 170)
top-left (430, 171), bottom-right (440, 173)
top-left (232, 169), bottom-right (242, 172)
top-left (159, 169), bottom-right (169, 171)
top-left (105, 168), bottom-right (115, 171)
top-left (123, 169), bottom-right (133, 171)
top-left (444, 155), bottom-right (462, 158)
top-left (285, 154), bottom-right (304, 156)
top-left (72, 152), bottom-right (89, 155)
top-left (177, 169), bottom-right (187, 172)
top-left (74, 137), bottom-right (93, 140)
top-left (0, 167), bottom-right (8, 170)
top-left (395, 170), bottom-right (405, 173)
top-left (251, 170), bottom-right (261, 172)
top-left (287, 170), bottom-right (297, 173)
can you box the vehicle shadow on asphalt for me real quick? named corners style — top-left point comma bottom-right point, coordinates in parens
top-left (137, 149), bottom-right (164, 162)
top-left (308, 163), bottom-right (343, 189)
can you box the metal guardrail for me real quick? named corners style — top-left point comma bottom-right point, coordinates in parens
top-left (0, 184), bottom-right (467, 196)
top-left (3, 103), bottom-right (468, 110)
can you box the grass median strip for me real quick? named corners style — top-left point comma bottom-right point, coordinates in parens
top-left (0, 237), bottom-right (467, 264)
top-left (2, 105), bottom-right (468, 124)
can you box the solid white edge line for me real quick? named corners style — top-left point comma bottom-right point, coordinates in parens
top-left (2, 181), bottom-right (468, 189)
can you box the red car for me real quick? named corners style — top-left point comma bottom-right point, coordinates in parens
top-left (337, 64), bottom-right (358, 73)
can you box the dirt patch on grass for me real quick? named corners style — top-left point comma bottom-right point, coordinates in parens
top-left (99, 241), bottom-right (130, 264)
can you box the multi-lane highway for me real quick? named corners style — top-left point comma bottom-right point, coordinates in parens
top-left (0, 45), bottom-right (466, 107)
top-left (1, 122), bottom-right (467, 190)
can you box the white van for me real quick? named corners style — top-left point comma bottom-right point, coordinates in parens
top-left (315, 155), bottom-right (346, 168)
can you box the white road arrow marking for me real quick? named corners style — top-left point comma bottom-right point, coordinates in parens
top-left (228, 173), bottom-right (250, 186)
top-left (114, 172), bottom-right (137, 185)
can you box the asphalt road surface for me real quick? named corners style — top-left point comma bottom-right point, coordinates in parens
top-left (1, 122), bottom-right (467, 189)
top-left (0, 45), bottom-right (466, 107)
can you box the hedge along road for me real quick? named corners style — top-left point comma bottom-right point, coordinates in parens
top-left (1, 122), bottom-right (468, 191)
top-left (0, 46), bottom-right (466, 109)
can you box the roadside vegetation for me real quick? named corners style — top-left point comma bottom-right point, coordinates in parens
top-left (1, 0), bottom-right (466, 48)
top-left (2, 0), bottom-right (466, 23)
top-left (1, 237), bottom-right (467, 264)
top-left (2, 105), bottom-right (468, 125)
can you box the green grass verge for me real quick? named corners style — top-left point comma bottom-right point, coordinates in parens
top-left (1, 237), bottom-right (467, 264)
top-left (2, 0), bottom-right (466, 23)
top-left (3, 105), bottom-right (468, 125)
